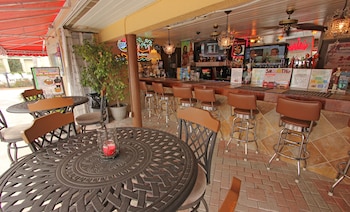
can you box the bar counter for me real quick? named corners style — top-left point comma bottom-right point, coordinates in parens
top-left (140, 77), bottom-right (350, 180)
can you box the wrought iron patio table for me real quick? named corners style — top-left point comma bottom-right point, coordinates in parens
top-left (0, 127), bottom-right (197, 211)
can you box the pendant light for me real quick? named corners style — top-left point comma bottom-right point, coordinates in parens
top-left (163, 26), bottom-right (175, 57)
top-left (218, 10), bottom-right (234, 49)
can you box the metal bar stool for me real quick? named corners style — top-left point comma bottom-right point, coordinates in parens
top-left (172, 85), bottom-right (196, 110)
top-left (226, 93), bottom-right (259, 161)
top-left (267, 97), bottom-right (322, 183)
top-left (328, 118), bottom-right (350, 196)
top-left (139, 81), bottom-right (155, 119)
top-left (328, 151), bottom-right (350, 196)
top-left (152, 82), bottom-right (175, 127)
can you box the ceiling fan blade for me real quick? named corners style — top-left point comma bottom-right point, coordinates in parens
top-left (295, 23), bottom-right (327, 31)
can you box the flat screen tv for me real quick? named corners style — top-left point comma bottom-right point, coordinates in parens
top-left (245, 43), bottom-right (288, 64)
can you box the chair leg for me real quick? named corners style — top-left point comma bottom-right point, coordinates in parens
top-left (328, 155), bottom-right (350, 196)
top-left (7, 142), bottom-right (17, 164)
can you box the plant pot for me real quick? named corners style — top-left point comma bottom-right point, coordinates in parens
top-left (109, 103), bottom-right (128, 121)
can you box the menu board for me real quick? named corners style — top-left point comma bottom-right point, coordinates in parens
top-left (230, 68), bottom-right (243, 84)
top-left (31, 67), bottom-right (65, 98)
top-left (251, 68), bottom-right (266, 86)
top-left (307, 69), bottom-right (332, 92)
top-left (290, 69), bottom-right (312, 90)
top-left (263, 68), bottom-right (292, 89)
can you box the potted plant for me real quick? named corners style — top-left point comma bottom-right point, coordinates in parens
top-left (74, 39), bottom-right (128, 121)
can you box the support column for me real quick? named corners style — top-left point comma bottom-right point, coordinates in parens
top-left (126, 34), bottom-right (142, 127)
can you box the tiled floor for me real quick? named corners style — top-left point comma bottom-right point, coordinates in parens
top-left (1, 87), bottom-right (350, 211)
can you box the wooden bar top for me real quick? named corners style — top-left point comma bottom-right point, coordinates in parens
top-left (140, 77), bottom-right (350, 114)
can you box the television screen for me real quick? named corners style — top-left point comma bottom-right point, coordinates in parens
top-left (245, 43), bottom-right (288, 64)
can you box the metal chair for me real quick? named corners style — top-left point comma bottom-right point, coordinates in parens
top-left (0, 109), bottom-right (32, 164)
top-left (27, 97), bottom-right (74, 118)
top-left (172, 85), bottom-right (196, 110)
top-left (218, 177), bottom-right (241, 212)
top-left (152, 82), bottom-right (175, 127)
top-left (139, 81), bottom-right (154, 119)
top-left (177, 107), bottom-right (220, 211)
top-left (21, 88), bottom-right (45, 102)
top-left (22, 112), bottom-right (76, 152)
top-left (75, 89), bottom-right (108, 133)
top-left (267, 97), bottom-right (322, 183)
top-left (226, 93), bottom-right (259, 161)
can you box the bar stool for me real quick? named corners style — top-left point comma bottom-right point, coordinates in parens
top-left (152, 82), bottom-right (175, 127)
top-left (225, 93), bottom-right (259, 161)
top-left (267, 97), bottom-right (322, 183)
top-left (328, 118), bottom-right (350, 196)
top-left (194, 87), bottom-right (223, 140)
top-left (139, 81), bottom-right (154, 119)
top-left (328, 151), bottom-right (350, 196)
top-left (194, 87), bottom-right (220, 115)
top-left (172, 86), bottom-right (196, 110)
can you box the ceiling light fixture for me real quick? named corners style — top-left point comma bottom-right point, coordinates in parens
top-left (163, 26), bottom-right (175, 57)
top-left (217, 10), bottom-right (234, 49)
top-left (326, 0), bottom-right (350, 38)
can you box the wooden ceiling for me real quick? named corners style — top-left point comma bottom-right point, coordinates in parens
top-left (70, 0), bottom-right (347, 44)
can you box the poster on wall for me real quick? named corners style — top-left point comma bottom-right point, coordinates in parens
top-left (231, 39), bottom-right (246, 67)
top-left (251, 68), bottom-right (266, 87)
top-left (290, 68), bottom-right (312, 90)
top-left (263, 68), bottom-right (292, 89)
top-left (324, 41), bottom-right (350, 72)
top-left (307, 69), bottom-right (332, 92)
top-left (181, 40), bottom-right (193, 67)
top-left (31, 67), bottom-right (65, 98)
top-left (230, 68), bottom-right (243, 84)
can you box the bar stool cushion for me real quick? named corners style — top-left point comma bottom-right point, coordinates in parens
top-left (1, 124), bottom-right (32, 141)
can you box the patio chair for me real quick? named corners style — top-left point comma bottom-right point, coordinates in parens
top-left (22, 112), bottom-right (76, 152)
top-left (218, 177), bottom-right (241, 212)
top-left (0, 109), bottom-right (32, 164)
top-left (177, 107), bottom-right (220, 211)
top-left (27, 97), bottom-right (74, 118)
top-left (21, 88), bottom-right (45, 102)
top-left (75, 89), bottom-right (108, 133)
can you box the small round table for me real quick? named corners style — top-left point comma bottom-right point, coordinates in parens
top-left (0, 127), bottom-right (197, 211)
top-left (6, 96), bottom-right (89, 113)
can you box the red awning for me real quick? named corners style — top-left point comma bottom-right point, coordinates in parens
top-left (0, 0), bottom-right (66, 56)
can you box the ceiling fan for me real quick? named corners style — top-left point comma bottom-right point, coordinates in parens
top-left (266, 8), bottom-right (327, 36)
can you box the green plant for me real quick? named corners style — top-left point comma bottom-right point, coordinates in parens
top-left (74, 40), bottom-right (128, 107)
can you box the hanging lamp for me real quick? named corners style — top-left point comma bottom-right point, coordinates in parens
top-left (163, 26), bottom-right (175, 57)
top-left (326, 0), bottom-right (350, 38)
top-left (218, 10), bottom-right (234, 49)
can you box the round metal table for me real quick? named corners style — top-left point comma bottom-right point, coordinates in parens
top-left (0, 127), bottom-right (197, 211)
top-left (6, 96), bottom-right (89, 113)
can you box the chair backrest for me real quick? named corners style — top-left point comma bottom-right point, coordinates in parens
top-left (177, 107), bottom-right (220, 184)
top-left (139, 81), bottom-right (148, 92)
top-left (21, 89), bottom-right (45, 102)
top-left (227, 93), bottom-right (257, 110)
top-left (28, 97), bottom-right (74, 117)
top-left (0, 109), bottom-right (8, 130)
top-left (152, 82), bottom-right (165, 95)
top-left (172, 86), bottom-right (193, 99)
top-left (194, 87), bottom-right (216, 103)
top-left (276, 97), bottom-right (322, 121)
top-left (99, 89), bottom-right (108, 123)
top-left (218, 177), bottom-right (241, 212)
top-left (22, 112), bottom-right (76, 152)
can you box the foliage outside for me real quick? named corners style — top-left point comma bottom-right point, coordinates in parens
top-left (8, 59), bottom-right (23, 73)
top-left (74, 40), bottom-right (128, 107)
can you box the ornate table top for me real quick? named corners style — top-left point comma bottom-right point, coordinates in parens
top-left (6, 96), bottom-right (89, 113)
top-left (0, 127), bottom-right (197, 211)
